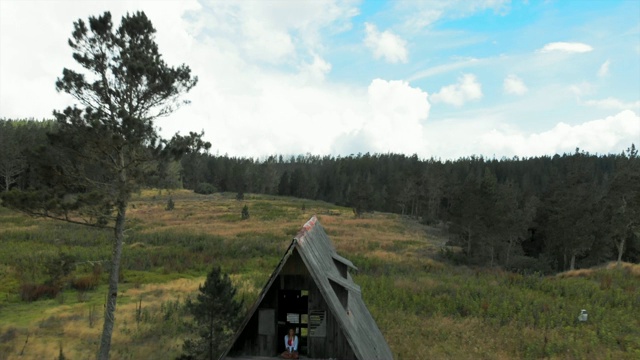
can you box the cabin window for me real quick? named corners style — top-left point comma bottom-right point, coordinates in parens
top-left (309, 310), bottom-right (326, 337)
top-left (329, 278), bottom-right (348, 310)
top-left (258, 309), bottom-right (275, 335)
top-left (333, 259), bottom-right (348, 278)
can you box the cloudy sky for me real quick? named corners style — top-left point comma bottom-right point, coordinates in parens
top-left (1, 0), bottom-right (639, 159)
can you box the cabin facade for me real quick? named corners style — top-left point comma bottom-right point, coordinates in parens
top-left (222, 216), bottom-right (393, 360)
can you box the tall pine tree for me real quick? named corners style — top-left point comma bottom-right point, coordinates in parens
top-left (1, 12), bottom-right (209, 359)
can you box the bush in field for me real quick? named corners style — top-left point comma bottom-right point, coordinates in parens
top-left (45, 252), bottom-right (76, 287)
top-left (20, 283), bottom-right (60, 302)
top-left (194, 183), bottom-right (217, 195)
top-left (166, 196), bottom-right (175, 211)
top-left (71, 274), bottom-right (100, 291)
top-left (241, 205), bottom-right (249, 220)
top-left (506, 255), bottom-right (553, 275)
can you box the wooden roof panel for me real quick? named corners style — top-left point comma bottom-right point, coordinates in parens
top-left (295, 216), bottom-right (393, 360)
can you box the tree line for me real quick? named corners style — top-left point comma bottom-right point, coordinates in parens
top-left (3, 119), bottom-right (638, 273)
top-left (181, 147), bottom-right (640, 273)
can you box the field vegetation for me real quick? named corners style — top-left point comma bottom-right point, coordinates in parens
top-left (1, 190), bottom-right (639, 359)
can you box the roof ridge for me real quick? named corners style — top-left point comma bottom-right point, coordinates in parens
top-left (295, 215), bottom-right (318, 239)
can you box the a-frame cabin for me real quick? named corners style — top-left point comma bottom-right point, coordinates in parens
top-left (222, 216), bottom-right (393, 360)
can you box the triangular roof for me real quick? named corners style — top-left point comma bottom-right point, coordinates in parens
top-left (222, 216), bottom-right (393, 360)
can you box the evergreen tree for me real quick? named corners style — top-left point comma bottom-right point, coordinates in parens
top-left (0, 120), bottom-right (27, 192)
top-left (603, 144), bottom-right (640, 264)
top-left (181, 266), bottom-right (243, 360)
top-left (0, 12), bottom-right (208, 359)
top-left (278, 170), bottom-right (291, 196)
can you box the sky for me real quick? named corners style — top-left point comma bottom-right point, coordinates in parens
top-left (1, 0), bottom-right (639, 159)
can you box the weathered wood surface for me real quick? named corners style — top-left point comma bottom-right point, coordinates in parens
top-left (223, 216), bottom-right (393, 360)
top-left (296, 217), bottom-right (392, 360)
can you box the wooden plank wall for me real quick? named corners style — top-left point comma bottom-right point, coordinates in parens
top-left (230, 284), bottom-right (278, 357)
top-left (308, 280), bottom-right (356, 360)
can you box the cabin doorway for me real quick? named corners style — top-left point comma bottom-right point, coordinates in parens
top-left (278, 289), bottom-right (309, 354)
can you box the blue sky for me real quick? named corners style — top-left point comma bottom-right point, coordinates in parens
top-left (1, 0), bottom-right (638, 159)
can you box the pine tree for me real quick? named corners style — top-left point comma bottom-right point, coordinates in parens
top-left (181, 266), bottom-right (243, 360)
top-left (166, 196), bottom-right (175, 211)
top-left (0, 12), bottom-right (209, 359)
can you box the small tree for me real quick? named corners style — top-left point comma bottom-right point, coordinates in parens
top-left (241, 205), bottom-right (250, 220)
top-left (181, 266), bottom-right (243, 360)
top-left (166, 196), bottom-right (175, 211)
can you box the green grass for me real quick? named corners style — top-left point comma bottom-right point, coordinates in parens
top-left (0, 189), bottom-right (639, 359)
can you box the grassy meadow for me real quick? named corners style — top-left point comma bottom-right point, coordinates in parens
top-left (0, 190), bottom-right (639, 359)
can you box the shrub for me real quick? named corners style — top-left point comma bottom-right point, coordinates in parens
top-left (194, 183), bottom-right (217, 195)
top-left (44, 252), bottom-right (76, 286)
top-left (166, 196), bottom-right (175, 211)
top-left (507, 255), bottom-right (553, 275)
top-left (20, 283), bottom-right (60, 302)
top-left (71, 274), bottom-right (100, 291)
top-left (241, 205), bottom-right (250, 220)
top-left (236, 191), bottom-right (244, 201)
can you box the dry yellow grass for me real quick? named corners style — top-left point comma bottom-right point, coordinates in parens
top-left (606, 261), bottom-right (640, 277)
top-left (556, 268), bottom-right (594, 278)
top-left (0, 190), bottom-right (450, 359)
top-left (557, 261), bottom-right (640, 279)
top-left (0, 277), bottom-right (207, 359)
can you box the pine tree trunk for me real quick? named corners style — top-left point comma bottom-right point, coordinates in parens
top-left (98, 201), bottom-right (126, 359)
top-left (616, 237), bottom-right (626, 266)
top-left (490, 245), bottom-right (494, 267)
top-left (505, 237), bottom-right (513, 267)
top-left (466, 226), bottom-right (472, 256)
top-left (569, 253), bottom-right (576, 271)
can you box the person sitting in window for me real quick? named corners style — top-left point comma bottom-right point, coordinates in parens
top-left (281, 328), bottom-right (299, 359)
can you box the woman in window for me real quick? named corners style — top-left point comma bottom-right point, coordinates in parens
top-left (281, 328), bottom-right (299, 359)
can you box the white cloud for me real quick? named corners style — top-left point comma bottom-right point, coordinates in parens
top-left (597, 59), bottom-right (611, 77)
top-left (503, 74), bottom-right (528, 95)
top-left (399, 0), bottom-right (510, 31)
top-left (1, 0), bottom-right (637, 161)
top-left (430, 74), bottom-right (482, 106)
top-left (0, 0), bottom-right (203, 119)
top-left (192, 0), bottom-right (358, 65)
top-left (478, 110), bottom-right (640, 157)
top-left (583, 97), bottom-right (640, 111)
top-left (539, 42), bottom-right (593, 53)
top-left (407, 57), bottom-right (483, 81)
top-left (332, 79), bottom-right (430, 154)
top-left (364, 23), bottom-right (409, 63)
top-left (569, 82), bottom-right (596, 97)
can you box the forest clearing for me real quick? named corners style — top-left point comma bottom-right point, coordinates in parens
top-left (0, 3), bottom-right (639, 359)
top-left (1, 190), bottom-right (639, 359)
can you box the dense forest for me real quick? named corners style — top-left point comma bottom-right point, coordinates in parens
top-left (1, 118), bottom-right (639, 274)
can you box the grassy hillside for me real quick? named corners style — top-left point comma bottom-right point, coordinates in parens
top-left (0, 190), bottom-right (639, 359)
